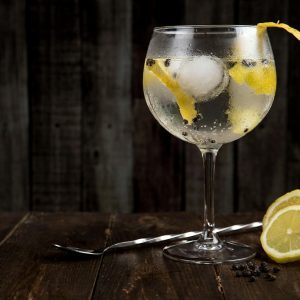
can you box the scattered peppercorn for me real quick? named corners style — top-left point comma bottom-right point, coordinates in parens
top-left (182, 132), bottom-right (188, 136)
top-left (146, 58), bottom-right (155, 67)
top-left (231, 265), bottom-right (238, 271)
top-left (260, 266), bottom-right (270, 273)
top-left (164, 58), bottom-right (171, 67)
top-left (244, 128), bottom-right (249, 133)
top-left (247, 262), bottom-right (255, 270)
top-left (242, 270), bottom-right (252, 277)
top-left (230, 260), bottom-right (279, 283)
top-left (183, 119), bottom-right (188, 125)
top-left (261, 58), bottom-right (269, 64)
top-left (236, 271), bottom-right (243, 277)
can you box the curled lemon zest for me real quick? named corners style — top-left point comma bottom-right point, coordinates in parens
top-left (145, 59), bottom-right (197, 124)
top-left (257, 22), bottom-right (300, 40)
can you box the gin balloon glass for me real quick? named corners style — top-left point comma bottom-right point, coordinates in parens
top-left (143, 25), bottom-right (276, 264)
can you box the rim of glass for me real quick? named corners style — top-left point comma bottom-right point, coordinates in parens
top-left (154, 25), bottom-right (256, 34)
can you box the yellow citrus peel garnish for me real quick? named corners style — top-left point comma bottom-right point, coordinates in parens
top-left (145, 59), bottom-right (197, 124)
top-left (257, 22), bottom-right (300, 40)
top-left (229, 62), bottom-right (276, 96)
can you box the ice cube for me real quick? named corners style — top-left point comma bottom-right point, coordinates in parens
top-left (166, 58), bottom-right (182, 78)
top-left (177, 56), bottom-right (229, 101)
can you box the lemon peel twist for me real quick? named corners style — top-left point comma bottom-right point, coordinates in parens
top-left (257, 22), bottom-right (300, 40)
top-left (145, 59), bottom-right (197, 124)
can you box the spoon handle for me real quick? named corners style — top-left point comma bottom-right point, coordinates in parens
top-left (103, 221), bottom-right (262, 252)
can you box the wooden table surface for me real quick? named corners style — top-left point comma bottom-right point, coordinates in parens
top-left (0, 212), bottom-right (299, 299)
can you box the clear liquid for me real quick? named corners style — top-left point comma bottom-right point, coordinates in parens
top-left (143, 56), bottom-right (275, 147)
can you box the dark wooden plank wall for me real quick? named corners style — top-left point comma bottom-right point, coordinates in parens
top-left (0, 0), bottom-right (298, 212)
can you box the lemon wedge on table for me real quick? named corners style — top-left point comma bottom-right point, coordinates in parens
top-left (144, 58), bottom-right (197, 125)
top-left (262, 189), bottom-right (300, 230)
top-left (261, 205), bottom-right (300, 263)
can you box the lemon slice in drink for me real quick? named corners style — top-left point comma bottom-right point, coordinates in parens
top-left (262, 189), bottom-right (300, 230)
top-left (229, 61), bottom-right (276, 96)
top-left (261, 205), bottom-right (300, 263)
top-left (145, 58), bottom-right (197, 124)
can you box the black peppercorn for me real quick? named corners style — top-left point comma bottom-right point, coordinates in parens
top-left (146, 58), bottom-right (155, 67)
top-left (261, 262), bottom-right (268, 268)
top-left (247, 261), bottom-right (255, 270)
top-left (182, 132), bottom-right (188, 136)
top-left (164, 58), bottom-right (171, 67)
top-left (227, 61), bottom-right (237, 68)
top-left (231, 265), bottom-right (238, 271)
top-left (236, 271), bottom-right (243, 277)
top-left (239, 264), bottom-right (246, 271)
top-left (242, 59), bottom-right (256, 67)
top-left (242, 270), bottom-right (252, 277)
top-left (249, 276), bottom-right (256, 282)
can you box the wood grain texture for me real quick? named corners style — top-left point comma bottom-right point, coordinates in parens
top-left (28, 0), bottom-right (82, 211)
top-left (0, 0), bottom-right (29, 210)
top-left (0, 212), bottom-right (300, 299)
top-left (81, 0), bottom-right (133, 212)
top-left (184, 0), bottom-right (235, 214)
top-left (92, 213), bottom-right (223, 299)
top-left (0, 212), bottom-right (27, 241)
top-left (287, 1), bottom-right (300, 191)
top-left (236, 0), bottom-right (288, 210)
top-left (0, 213), bottom-right (112, 299)
top-left (132, 0), bottom-right (185, 212)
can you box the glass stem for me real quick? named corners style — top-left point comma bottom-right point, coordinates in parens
top-left (198, 147), bottom-right (221, 245)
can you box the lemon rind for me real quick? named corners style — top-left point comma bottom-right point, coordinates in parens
top-left (262, 189), bottom-right (300, 230)
top-left (261, 204), bottom-right (300, 263)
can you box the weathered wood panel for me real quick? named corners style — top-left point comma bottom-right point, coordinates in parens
top-left (184, 0), bottom-right (235, 214)
top-left (236, 0), bottom-right (288, 211)
top-left (81, 0), bottom-right (133, 212)
top-left (0, 0), bottom-right (298, 212)
top-left (287, 1), bottom-right (300, 191)
top-left (28, 0), bottom-right (82, 210)
top-left (132, 0), bottom-right (185, 212)
top-left (0, 0), bottom-right (29, 210)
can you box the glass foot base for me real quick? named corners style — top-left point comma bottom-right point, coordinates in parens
top-left (163, 240), bottom-right (256, 264)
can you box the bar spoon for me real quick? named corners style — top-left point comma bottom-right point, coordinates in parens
top-left (53, 221), bottom-right (262, 256)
